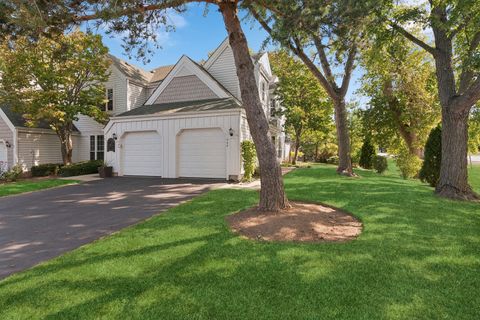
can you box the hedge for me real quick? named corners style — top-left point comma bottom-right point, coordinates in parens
top-left (59, 160), bottom-right (103, 177)
top-left (31, 163), bottom-right (63, 177)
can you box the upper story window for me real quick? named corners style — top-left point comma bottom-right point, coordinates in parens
top-left (260, 81), bottom-right (267, 102)
top-left (106, 88), bottom-right (114, 111)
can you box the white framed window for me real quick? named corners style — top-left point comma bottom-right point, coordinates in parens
top-left (90, 135), bottom-right (104, 161)
top-left (106, 88), bottom-right (114, 111)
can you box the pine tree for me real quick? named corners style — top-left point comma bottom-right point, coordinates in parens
top-left (419, 126), bottom-right (442, 187)
top-left (359, 136), bottom-right (376, 169)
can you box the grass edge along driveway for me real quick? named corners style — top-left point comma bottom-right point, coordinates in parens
top-left (0, 179), bottom-right (79, 197)
top-left (0, 164), bottom-right (479, 319)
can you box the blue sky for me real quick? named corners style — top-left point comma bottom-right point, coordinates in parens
top-left (84, 3), bottom-right (363, 104)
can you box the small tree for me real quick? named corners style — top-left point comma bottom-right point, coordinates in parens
top-left (0, 31), bottom-right (110, 165)
top-left (359, 136), bottom-right (376, 169)
top-left (241, 140), bottom-right (257, 181)
top-left (419, 126), bottom-right (442, 187)
top-left (396, 147), bottom-right (422, 179)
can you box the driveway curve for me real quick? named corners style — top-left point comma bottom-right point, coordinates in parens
top-left (0, 177), bottom-right (220, 279)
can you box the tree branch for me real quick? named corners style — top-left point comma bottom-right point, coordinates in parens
top-left (453, 76), bottom-right (480, 112)
top-left (391, 23), bottom-right (437, 56)
top-left (339, 43), bottom-right (357, 97)
top-left (312, 37), bottom-right (336, 88)
top-left (458, 30), bottom-right (480, 93)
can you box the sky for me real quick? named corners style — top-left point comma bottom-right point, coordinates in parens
top-left (84, 3), bottom-right (363, 104)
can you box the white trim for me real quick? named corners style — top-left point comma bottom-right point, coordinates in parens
top-left (0, 108), bottom-right (15, 132)
top-left (104, 108), bottom-right (242, 133)
top-left (145, 55), bottom-right (231, 105)
top-left (203, 37), bottom-right (230, 70)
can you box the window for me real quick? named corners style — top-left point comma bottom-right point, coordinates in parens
top-left (261, 82), bottom-right (267, 102)
top-left (90, 136), bottom-right (96, 160)
top-left (106, 88), bottom-right (113, 111)
top-left (97, 135), bottom-right (104, 161)
top-left (90, 135), bottom-right (104, 160)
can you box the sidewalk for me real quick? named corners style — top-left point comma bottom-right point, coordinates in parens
top-left (219, 167), bottom-right (295, 190)
top-left (59, 173), bottom-right (103, 182)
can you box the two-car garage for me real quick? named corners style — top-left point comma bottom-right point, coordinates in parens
top-left (104, 99), bottom-right (242, 180)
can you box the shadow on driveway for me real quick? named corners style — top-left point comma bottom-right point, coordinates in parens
top-left (0, 177), bottom-right (222, 279)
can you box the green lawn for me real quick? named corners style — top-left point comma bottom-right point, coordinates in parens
top-left (0, 165), bottom-right (479, 319)
top-left (0, 179), bottom-right (79, 197)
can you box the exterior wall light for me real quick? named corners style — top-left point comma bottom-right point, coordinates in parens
top-left (5, 141), bottom-right (11, 148)
top-left (229, 128), bottom-right (234, 137)
top-left (112, 133), bottom-right (117, 140)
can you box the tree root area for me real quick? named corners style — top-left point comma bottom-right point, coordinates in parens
top-left (226, 202), bottom-right (362, 243)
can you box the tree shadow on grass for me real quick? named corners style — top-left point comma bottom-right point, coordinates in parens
top-left (0, 168), bottom-right (479, 319)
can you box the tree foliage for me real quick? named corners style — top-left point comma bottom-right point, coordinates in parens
top-left (359, 136), bottom-right (376, 169)
top-left (360, 34), bottom-right (440, 156)
top-left (0, 31), bottom-right (110, 164)
top-left (419, 126), bottom-right (442, 187)
top-left (269, 51), bottom-right (333, 165)
top-left (241, 140), bottom-right (257, 181)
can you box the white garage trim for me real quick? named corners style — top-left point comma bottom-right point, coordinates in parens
top-left (176, 128), bottom-right (227, 179)
top-left (120, 130), bottom-right (162, 176)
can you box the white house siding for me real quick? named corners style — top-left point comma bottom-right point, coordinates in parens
top-left (127, 81), bottom-right (148, 109)
top-left (0, 116), bottom-right (14, 167)
top-left (105, 66), bottom-right (128, 114)
top-left (206, 45), bottom-right (241, 99)
top-left (105, 111), bottom-right (242, 179)
top-left (154, 75), bottom-right (219, 104)
top-left (17, 130), bottom-right (62, 169)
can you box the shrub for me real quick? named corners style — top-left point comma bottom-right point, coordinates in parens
top-left (396, 148), bottom-right (422, 179)
top-left (359, 136), bottom-right (376, 169)
top-left (326, 156), bottom-right (339, 165)
top-left (59, 160), bottom-right (103, 177)
top-left (373, 155), bottom-right (388, 174)
top-left (31, 163), bottom-right (62, 177)
top-left (0, 164), bottom-right (24, 182)
top-left (419, 126), bottom-right (442, 187)
top-left (241, 140), bottom-right (257, 181)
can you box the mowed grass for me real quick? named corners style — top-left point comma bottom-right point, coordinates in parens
top-left (0, 179), bottom-right (78, 197)
top-left (0, 164), bottom-right (479, 319)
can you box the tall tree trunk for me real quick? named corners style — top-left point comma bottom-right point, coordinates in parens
top-left (292, 133), bottom-right (301, 165)
top-left (58, 126), bottom-right (73, 165)
top-left (435, 107), bottom-right (478, 199)
top-left (430, 7), bottom-right (478, 200)
top-left (219, 1), bottom-right (288, 211)
top-left (334, 98), bottom-right (354, 175)
top-left (396, 122), bottom-right (422, 158)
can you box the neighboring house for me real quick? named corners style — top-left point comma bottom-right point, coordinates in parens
top-left (0, 38), bottom-right (289, 179)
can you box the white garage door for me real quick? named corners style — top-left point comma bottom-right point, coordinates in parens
top-left (178, 128), bottom-right (226, 179)
top-left (122, 131), bottom-right (162, 176)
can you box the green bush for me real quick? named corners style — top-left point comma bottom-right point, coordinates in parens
top-left (0, 164), bottom-right (24, 182)
top-left (31, 163), bottom-right (63, 177)
top-left (419, 126), bottom-right (442, 187)
top-left (396, 148), bottom-right (422, 179)
top-left (359, 136), bottom-right (376, 169)
top-left (241, 140), bottom-right (257, 181)
top-left (59, 160), bottom-right (103, 177)
top-left (373, 155), bottom-right (388, 174)
top-left (326, 156), bottom-right (339, 165)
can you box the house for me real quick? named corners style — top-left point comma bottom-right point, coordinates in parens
top-left (0, 38), bottom-right (289, 179)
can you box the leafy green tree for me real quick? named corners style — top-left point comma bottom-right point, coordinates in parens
top-left (0, 31), bottom-right (109, 165)
top-left (360, 35), bottom-right (440, 157)
top-left (468, 106), bottom-right (480, 157)
top-left (419, 126), bottom-right (442, 187)
top-left (375, 0), bottom-right (480, 200)
top-left (0, 0), bottom-right (289, 211)
top-left (359, 136), bottom-right (376, 169)
top-left (269, 51), bottom-right (333, 165)
top-left (248, 0), bottom-right (372, 176)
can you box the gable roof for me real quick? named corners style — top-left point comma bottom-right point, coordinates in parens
top-left (150, 65), bottom-right (175, 83)
top-left (114, 98), bottom-right (241, 118)
top-left (0, 105), bottom-right (79, 132)
top-left (109, 54), bottom-right (153, 84)
top-left (145, 55), bottom-right (236, 105)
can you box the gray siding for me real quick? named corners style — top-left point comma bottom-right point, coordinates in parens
top-left (206, 46), bottom-right (241, 99)
top-left (0, 116), bottom-right (14, 167)
top-left (154, 75), bottom-right (218, 104)
top-left (17, 131), bottom-right (63, 169)
top-left (128, 82), bottom-right (148, 109)
top-left (105, 66), bottom-right (128, 115)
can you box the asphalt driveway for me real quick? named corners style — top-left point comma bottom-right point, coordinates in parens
top-left (0, 177), bottom-right (221, 279)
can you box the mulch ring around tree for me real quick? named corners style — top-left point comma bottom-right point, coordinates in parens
top-left (226, 202), bottom-right (362, 243)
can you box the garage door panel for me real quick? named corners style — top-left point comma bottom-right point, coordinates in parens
top-left (122, 131), bottom-right (162, 176)
top-left (178, 128), bottom-right (226, 179)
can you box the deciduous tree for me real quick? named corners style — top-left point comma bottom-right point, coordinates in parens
top-left (0, 31), bottom-right (109, 165)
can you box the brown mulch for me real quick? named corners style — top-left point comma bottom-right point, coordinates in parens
top-left (226, 202), bottom-right (362, 243)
